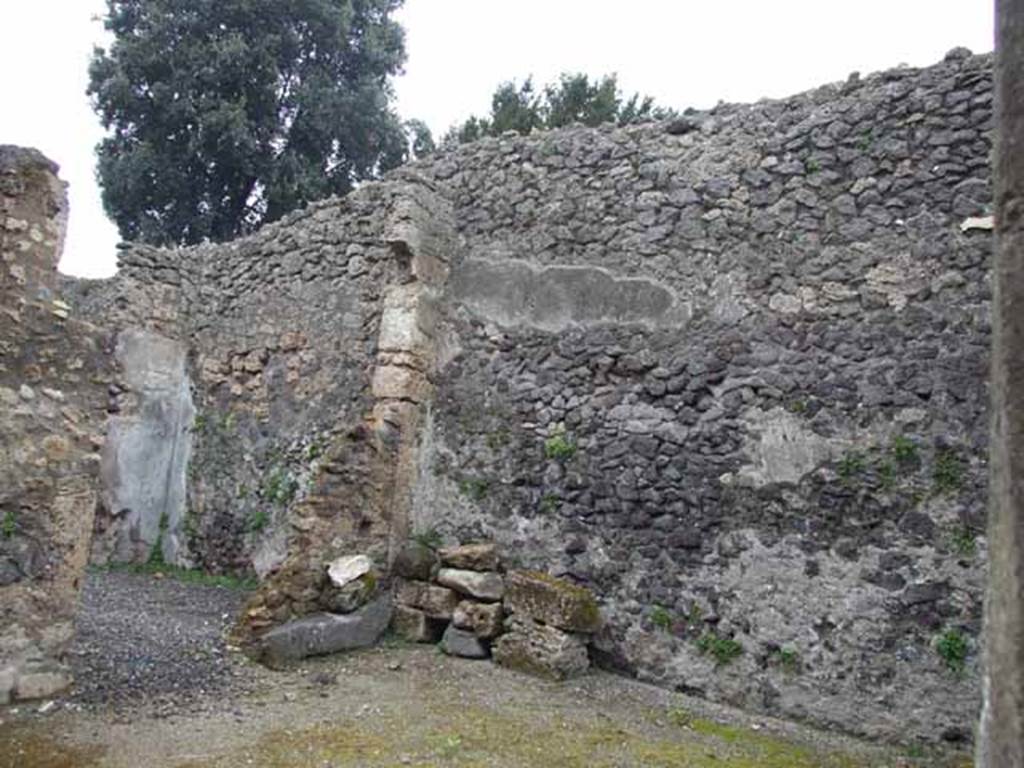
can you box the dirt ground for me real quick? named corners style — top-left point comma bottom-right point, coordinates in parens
top-left (0, 573), bottom-right (972, 768)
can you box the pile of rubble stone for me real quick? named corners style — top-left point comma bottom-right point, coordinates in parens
top-left (392, 541), bottom-right (602, 680)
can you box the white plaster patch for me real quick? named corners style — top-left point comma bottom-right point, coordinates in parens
top-left (733, 407), bottom-right (838, 487)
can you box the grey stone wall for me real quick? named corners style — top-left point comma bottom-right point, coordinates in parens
top-left (408, 49), bottom-right (993, 742)
top-left (50, 49), bottom-right (994, 739)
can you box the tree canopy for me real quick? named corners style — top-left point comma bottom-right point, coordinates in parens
top-left (89, 0), bottom-right (425, 246)
top-left (446, 73), bottom-right (675, 145)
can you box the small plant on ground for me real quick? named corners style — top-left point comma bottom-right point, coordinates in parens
top-left (666, 707), bottom-right (693, 727)
top-left (933, 449), bottom-right (965, 495)
top-left (1, 510), bottom-right (15, 539)
top-left (696, 631), bottom-right (744, 666)
top-left (147, 512), bottom-right (169, 567)
top-left (544, 428), bottom-right (577, 461)
top-left (437, 733), bottom-right (463, 758)
top-left (935, 628), bottom-right (969, 673)
top-left (93, 561), bottom-right (258, 590)
top-left (411, 527), bottom-right (443, 550)
top-left (458, 477), bottom-right (489, 501)
top-left (650, 605), bottom-right (672, 632)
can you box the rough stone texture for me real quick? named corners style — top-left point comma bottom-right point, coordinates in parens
top-left (255, 597), bottom-right (392, 667)
top-left (391, 604), bottom-right (446, 643)
top-left (440, 624), bottom-right (490, 659)
top-left (0, 147), bottom-right (111, 701)
top-left (392, 542), bottom-right (439, 581)
top-left (6, 49), bottom-right (996, 738)
top-left (438, 542), bottom-right (499, 571)
top-left (410, 52), bottom-right (994, 742)
top-left (319, 572), bottom-right (376, 614)
top-left (493, 617), bottom-right (590, 680)
top-left (395, 579), bottom-right (460, 620)
top-left (979, 7), bottom-right (1024, 766)
top-left (503, 571), bottom-right (602, 633)
top-left (327, 554), bottom-right (374, 587)
top-left (452, 600), bottom-right (504, 640)
top-left (436, 567), bottom-right (504, 602)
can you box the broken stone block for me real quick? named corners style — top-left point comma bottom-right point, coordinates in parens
top-left (15, 667), bottom-right (71, 700)
top-left (504, 570), bottom-right (601, 633)
top-left (493, 617), bottom-right (590, 680)
top-left (452, 600), bottom-right (504, 640)
top-left (438, 542), bottom-right (499, 571)
top-left (441, 624), bottom-right (489, 659)
top-left (392, 542), bottom-right (439, 581)
top-left (256, 597), bottom-right (392, 667)
top-left (326, 554), bottom-right (373, 587)
top-left (320, 572), bottom-right (376, 614)
top-left (395, 579), bottom-right (459, 619)
top-left (0, 666), bottom-right (15, 705)
top-left (391, 604), bottom-right (446, 643)
top-left (436, 568), bottom-right (504, 602)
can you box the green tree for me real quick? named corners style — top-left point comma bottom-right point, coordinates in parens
top-left (89, 0), bottom-right (424, 246)
top-left (446, 73), bottom-right (674, 145)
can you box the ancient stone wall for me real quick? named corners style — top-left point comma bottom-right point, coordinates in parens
top-left (27, 49), bottom-right (994, 738)
top-left (0, 148), bottom-right (111, 703)
top-left (407, 48), bottom-right (993, 742)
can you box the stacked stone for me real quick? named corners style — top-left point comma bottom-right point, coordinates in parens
top-left (251, 554), bottom-right (391, 668)
top-left (391, 542), bottom-right (505, 659)
top-left (493, 571), bottom-right (602, 680)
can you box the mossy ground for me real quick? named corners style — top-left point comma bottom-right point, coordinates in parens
top-left (1, 646), bottom-right (971, 768)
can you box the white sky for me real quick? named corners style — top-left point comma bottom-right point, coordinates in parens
top-left (0, 0), bottom-right (993, 279)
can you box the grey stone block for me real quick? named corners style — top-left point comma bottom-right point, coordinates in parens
top-left (256, 597), bottom-right (392, 667)
top-left (440, 624), bottom-right (490, 659)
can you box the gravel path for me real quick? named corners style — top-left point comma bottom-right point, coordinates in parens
top-left (68, 571), bottom-right (254, 710)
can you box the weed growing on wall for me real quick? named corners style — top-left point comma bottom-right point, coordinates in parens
top-left (1, 510), bottom-right (15, 539)
top-left (696, 631), bottom-right (744, 666)
top-left (540, 493), bottom-right (560, 514)
top-left (459, 477), bottom-right (489, 501)
top-left (247, 508), bottom-right (270, 533)
top-left (933, 449), bottom-right (965, 495)
top-left (770, 646), bottom-right (800, 673)
top-left (891, 435), bottom-right (919, 464)
top-left (837, 451), bottom-right (865, 485)
top-left (263, 466), bottom-right (299, 505)
top-left (946, 524), bottom-right (977, 558)
top-left (650, 605), bottom-right (672, 632)
top-left (411, 527), bottom-right (443, 550)
top-left (544, 428), bottom-right (576, 461)
top-left (935, 628), bottom-right (969, 673)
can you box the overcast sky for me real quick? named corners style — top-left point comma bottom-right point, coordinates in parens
top-left (0, 1), bottom-right (993, 279)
